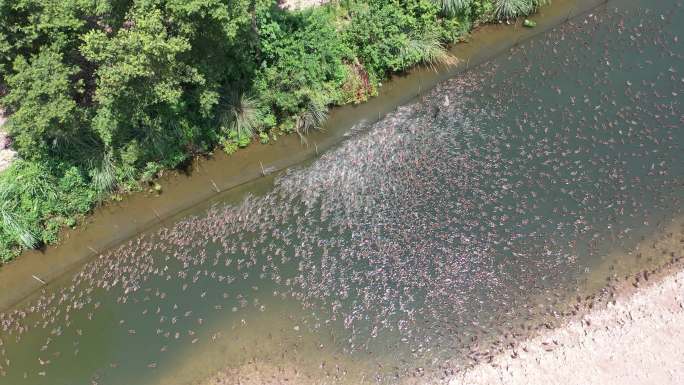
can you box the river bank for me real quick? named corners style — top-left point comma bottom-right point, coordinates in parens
top-left (0, 0), bottom-right (607, 312)
top-left (0, 0), bottom-right (524, 262)
top-left (201, 266), bottom-right (684, 385)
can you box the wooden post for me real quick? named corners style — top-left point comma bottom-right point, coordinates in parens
top-left (32, 275), bottom-right (46, 284)
top-left (210, 179), bottom-right (220, 193)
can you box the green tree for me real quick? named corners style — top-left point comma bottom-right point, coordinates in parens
top-left (2, 48), bottom-right (85, 159)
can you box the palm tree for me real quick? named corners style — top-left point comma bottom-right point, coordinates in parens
top-left (296, 100), bottom-right (328, 143)
top-left (91, 151), bottom-right (117, 195)
top-left (225, 94), bottom-right (261, 138)
top-left (403, 30), bottom-right (458, 70)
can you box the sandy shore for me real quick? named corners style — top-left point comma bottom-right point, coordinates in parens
top-left (199, 265), bottom-right (684, 385)
top-left (452, 219), bottom-right (684, 385)
top-left (452, 268), bottom-right (684, 385)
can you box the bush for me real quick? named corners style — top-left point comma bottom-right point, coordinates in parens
top-left (253, 7), bottom-right (352, 118)
top-left (0, 161), bottom-right (96, 261)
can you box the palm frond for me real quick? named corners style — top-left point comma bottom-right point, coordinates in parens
top-left (404, 31), bottom-right (458, 70)
top-left (91, 151), bottom-right (117, 194)
top-left (228, 94), bottom-right (261, 137)
top-left (295, 100), bottom-right (328, 142)
top-left (1, 210), bottom-right (38, 249)
top-left (495, 0), bottom-right (534, 20)
top-left (0, 181), bottom-right (38, 249)
top-left (436, 0), bottom-right (472, 15)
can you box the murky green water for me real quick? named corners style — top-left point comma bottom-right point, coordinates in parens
top-left (1, 0), bottom-right (682, 384)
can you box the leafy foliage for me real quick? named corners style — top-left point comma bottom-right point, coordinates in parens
top-left (254, 7), bottom-right (351, 117)
top-left (0, 161), bottom-right (94, 261)
top-left (0, 0), bottom-right (544, 261)
top-left (3, 48), bottom-right (84, 160)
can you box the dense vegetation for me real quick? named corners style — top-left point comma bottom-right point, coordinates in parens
top-left (0, 0), bottom-right (547, 262)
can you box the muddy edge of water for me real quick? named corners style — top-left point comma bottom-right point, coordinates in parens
top-left (0, 0), bottom-right (609, 311)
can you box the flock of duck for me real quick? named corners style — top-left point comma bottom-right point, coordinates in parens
top-left (0, 1), bottom-right (682, 384)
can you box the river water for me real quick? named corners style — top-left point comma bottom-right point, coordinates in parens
top-left (1, 0), bottom-right (683, 384)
